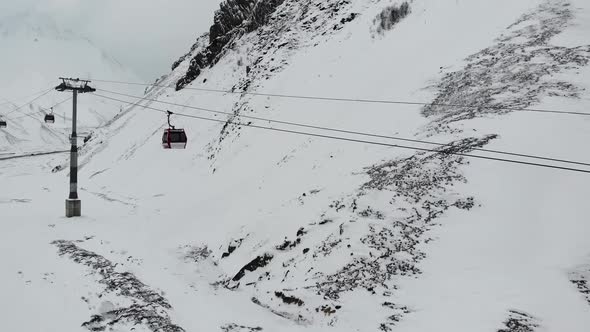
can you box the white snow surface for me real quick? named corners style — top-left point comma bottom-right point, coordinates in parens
top-left (1, 0), bottom-right (590, 331)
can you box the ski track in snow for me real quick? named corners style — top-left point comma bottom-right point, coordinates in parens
top-left (80, 188), bottom-right (138, 208)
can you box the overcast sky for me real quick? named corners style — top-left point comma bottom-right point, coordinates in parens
top-left (0, 0), bottom-right (222, 80)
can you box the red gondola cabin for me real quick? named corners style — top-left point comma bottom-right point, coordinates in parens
top-left (162, 128), bottom-right (187, 149)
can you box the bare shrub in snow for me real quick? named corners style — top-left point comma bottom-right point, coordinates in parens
top-left (373, 2), bottom-right (410, 35)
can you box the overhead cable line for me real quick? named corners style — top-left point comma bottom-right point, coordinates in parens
top-left (92, 93), bottom-right (590, 175)
top-left (7, 96), bottom-right (73, 121)
top-left (3, 88), bottom-right (55, 117)
top-left (90, 78), bottom-right (590, 117)
top-left (97, 88), bottom-right (590, 168)
top-left (1, 90), bottom-right (56, 122)
top-left (0, 150), bottom-right (69, 161)
top-left (0, 86), bottom-right (56, 107)
top-left (49, 96), bottom-right (73, 109)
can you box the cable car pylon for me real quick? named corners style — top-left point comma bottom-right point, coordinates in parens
top-left (55, 78), bottom-right (96, 218)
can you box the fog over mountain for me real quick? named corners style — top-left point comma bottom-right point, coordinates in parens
top-left (0, 0), bottom-right (222, 79)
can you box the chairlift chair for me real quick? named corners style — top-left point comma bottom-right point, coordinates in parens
top-left (162, 111), bottom-right (187, 149)
top-left (0, 119), bottom-right (6, 128)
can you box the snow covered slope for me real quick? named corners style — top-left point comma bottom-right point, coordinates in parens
top-left (0, 10), bottom-right (142, 154)
top-left (1, 0), bottom-right (590, 331)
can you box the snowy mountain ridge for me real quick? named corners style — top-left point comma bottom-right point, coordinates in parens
top-left (1, 0), bottom-right (590, 331)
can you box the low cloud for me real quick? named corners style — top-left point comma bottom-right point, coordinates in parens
top-left (1, 0), bottom-right (222, 80)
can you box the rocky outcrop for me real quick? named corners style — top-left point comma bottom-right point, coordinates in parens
top-left (497, 310), bottom-right (539, 332)
top-left (171, 34), bottom-right (209, 71)
top-left (53, 240), bottom-right (184, 332)
top-left (570, 263), bottom-right (590, 305)
top-left (422, 1), bottom-right (590, 134)
top-left (373, 2), bottom-right (410, 35)
top-left (232, 253), bottom-right (274, 281)
top-left (175, 0), bottom-right (285, 90)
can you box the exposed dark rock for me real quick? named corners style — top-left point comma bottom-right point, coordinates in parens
top-left (276, 237), bottom-right (301, 251)
top-left (310, 136), bottom-right (495, 324)
top-left (222, 238), bottom-right (244, 258)
top-left (274, 291), bottom-right (304, 306)
top-left (316, 304), bottom-right (337, 315)
top-left (498, 310), bottom-right (539, 332)
top-left (176, 0), bottom-right (286, 90)
top-left (200, 0), bottom-right (360, 163)
top-left (314, 235), bottom-right (342, 258)
top-left (571, 279), bottom-right (590, 303)
top-left (83, 304), bottom-right (184, 332)
top-left (296, 227), bottom-right (307, 237)
top-left (379, 302), bottom-right (411, 331)
top-left (423, 1), bottom-right (590, 134)
top-left (172, 35), bottom-right (209, 71)
top-left (221, 323), bottom-right (263, 332)
top-left (453, 197), bottom-right (475, 210)
top-left (216, 134), bottom-right (496, 327)
top-left (251, 297), bottom-right (309, 324)
top-left (358, 206), bottom-right (385, 219)
top-left (182, 245), bottom-right (212, 263)
top-left (83, 132), bottom-right (93, 144)
top-left (569, 264), bottom-right (590, 305)
top-left (340, 12), bottom-right (358, 25)
top-left (232, 254), bottom-right (274, 281)
top-left (211, 0), bottom-right (285, 41)
top-left (204, 1), bottom-right (585, 329)
top-left (329, 200), bottom-right (346, 212)
top-left (373, 2), bottom-right (410, 35)
top-left (362, 135), bottom-right (497, 197)
top-left (52, 240), bottom-right (184, 332)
